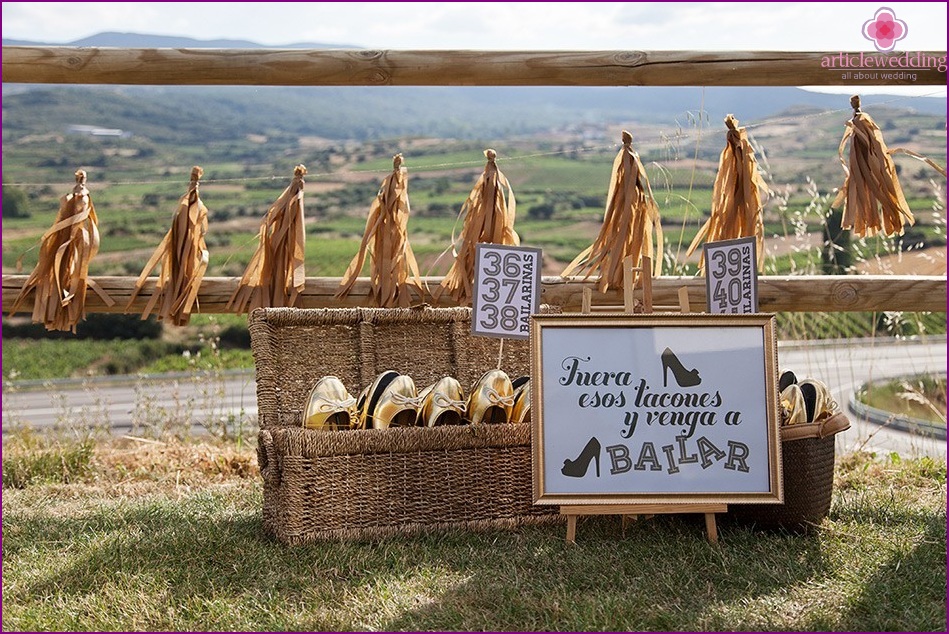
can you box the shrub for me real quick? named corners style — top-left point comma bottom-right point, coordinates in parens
top-left (2, 440), bottom-right (95, 488)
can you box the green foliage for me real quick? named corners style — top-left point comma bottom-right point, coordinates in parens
top-left (856, 374), bottom-right (947, 425)
top-left (2, 180), bottom-right (31, 218)
top-left (3, 314), bottom-right (162, 340)
top-left (136, 348), bottom-right (255, 374)
top-left (775, 311), bottom-right (946, 340)
top-left (2, 436), bottom-right (94, 489)
top-left (822, 206), bottom-right (853, 274)
top-left (1, 338), bottom-right (181, 380)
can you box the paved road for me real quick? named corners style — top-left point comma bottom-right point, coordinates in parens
top-left (3, 337), bottom-right (946, 459)
top-left (778, 336), bottom-right (946, 460)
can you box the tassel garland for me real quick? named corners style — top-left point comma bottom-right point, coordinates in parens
top-left (831, 95), bottom-right (915, 237)
top-left (435, 149), bottom-right (519, 306)
top-left (9, 169), bottom-right (113, 332)
top-left (561, 130), bottom-right (663, 291)
top-left (687, 115), bottom-right (767, 272)
top-left (228, 165), bottom-right (308, 313)
top-left (336, 154), bottom-right (424, 307)
top-left (127, 166), bottom-right (209, 325)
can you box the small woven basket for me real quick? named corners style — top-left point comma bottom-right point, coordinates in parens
top-left (728, 412), bottom-right (850, 532)
top-left (250, 305), bottom-right (559, 543)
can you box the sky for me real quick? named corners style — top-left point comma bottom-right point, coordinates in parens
top-left (2, 1), bottom-right (946, 96)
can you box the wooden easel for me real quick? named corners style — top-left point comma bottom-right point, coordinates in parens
top-left (563, 255), bottom-right (726, 545)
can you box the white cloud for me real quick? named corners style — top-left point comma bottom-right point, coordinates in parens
top-left (3, 2), bottom-right (946, 49)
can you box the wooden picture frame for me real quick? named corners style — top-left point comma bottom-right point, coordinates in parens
top-left (531, 313), bottom-right (782, 506)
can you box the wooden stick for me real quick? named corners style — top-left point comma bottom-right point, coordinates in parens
top-left (622, 256), bottom-right (636, 313)
top-left (2, 275), bottom-right (945, 314)
top-left (678, 287), bottom-right (692, 313)
top-left (640, 256), bottom-right (653, 312)
top-left (4, 47), bottom-right (946, 86)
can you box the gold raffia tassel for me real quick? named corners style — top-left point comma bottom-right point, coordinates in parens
top-left (9, 169), bottom-right (113, 332)
top-left (686, 115), bottom-right (767, 272)
top-left (336, 154), bottom-right (424, 307)
top-left (831, 95), bottom-right (916, 238)
top-left (435, 149), bottom-right (519, 306)
top-left (227, 165), bottom-right (308, 313)
top-left (126, 167), bottom-right (209, 325)
top-left (561, 130), bottom-right (663, 291)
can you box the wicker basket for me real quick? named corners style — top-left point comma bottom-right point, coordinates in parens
top-left (250, 305), bottom-right (559, 543)
top-left (727, 412), bottom-right (850, 532)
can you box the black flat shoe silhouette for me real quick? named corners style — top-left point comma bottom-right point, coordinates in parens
top-left (661, 347), bottom-right (701, 388)
top-left (562, 436), bottom-right (601, 478)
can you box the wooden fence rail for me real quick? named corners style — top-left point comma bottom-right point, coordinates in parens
top-left (3, 46), bottom-right (946, 318)
top-left (3, 275), bottom-right (945, 315)
top-left (3, 47), bottom-right (946, 86)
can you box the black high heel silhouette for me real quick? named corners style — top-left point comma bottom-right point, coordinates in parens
top-left (562, 436), bottom-right (601, 478)
top-left (661, 347), bottom-right (701, 388)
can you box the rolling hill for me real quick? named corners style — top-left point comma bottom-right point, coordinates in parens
top-left (3, 32), bottom-right (946, 142)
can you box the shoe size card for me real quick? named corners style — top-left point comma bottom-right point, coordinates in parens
top-left (472, 244), bottom-right (542, 340)
top-left (703, 236), bottom-right (759, 314)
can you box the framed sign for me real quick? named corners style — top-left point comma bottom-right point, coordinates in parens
top-left (531, 313), bottom-right (782, 506)
top-left (704, 237), bottom-right (759, 314)
top-left (472, 244), bottom-right (542, 339)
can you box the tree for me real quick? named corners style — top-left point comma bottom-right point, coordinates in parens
top-left (822, 207), bottom-right (852, 275)
top-left (2, 181), bottom-right (30, 218)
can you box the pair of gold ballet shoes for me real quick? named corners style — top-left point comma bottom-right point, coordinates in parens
top-left (778, 371), bottom-right (839, 425)
top-left (303, 369), bottom-right (531, 431)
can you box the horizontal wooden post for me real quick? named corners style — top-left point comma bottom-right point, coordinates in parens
top-left (4, 47), bottom-right (946, 86)
top-left (3, 275), bottom-right (945, 315)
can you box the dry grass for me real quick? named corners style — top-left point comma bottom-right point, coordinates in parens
top-left (2, 433), bottom-right (945, 632)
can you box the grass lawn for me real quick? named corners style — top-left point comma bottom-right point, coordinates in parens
top-left (1, 435), bottom-right (945, 632)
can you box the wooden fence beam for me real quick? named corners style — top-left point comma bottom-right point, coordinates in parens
top-left (4, 47), bottom-right (946, 86)
top-left (3, 275), bottom-right (945, 315)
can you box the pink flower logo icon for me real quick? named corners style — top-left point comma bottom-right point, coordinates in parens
top-left (863, 7), bottom-right (907, 52)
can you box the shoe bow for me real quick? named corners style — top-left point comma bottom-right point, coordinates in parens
top-left (486, 386), bottom-right (516, 407)
top-left (432, 392), bottom-right (467, 412)
top-left (391, 392), bottom-right (425, 408)
top-left (315, 396), bottom-right (357, 413)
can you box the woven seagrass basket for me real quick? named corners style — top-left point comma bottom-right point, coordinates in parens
top-left (249, 305), bottom-right (559, 543)
top-left (727, 412), bottom-right (850, 532)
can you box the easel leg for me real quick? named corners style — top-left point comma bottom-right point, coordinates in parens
top-left (704, 513), bottom-right (719, 544)
top-left (566, 514), bottom-right (577, 544)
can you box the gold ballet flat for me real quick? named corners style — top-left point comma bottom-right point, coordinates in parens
top-left (799, 378), bottom-right (837, 422)
top-left (510, 376), bottom-right (531, 424)
top-left (303, 376), bottom-right (357, 431)
top-left (780, 384), bottom-right (807, 425)
top-left (418, 377), bottom-right (467, 427)
top-left (369, 372), bottom-right (422, 429)
top-left (467, 369), bottom-right (515, 424)
top-left (353, 380), bottom-right (375, 430)
top-left (357, 370), bottom-right (398, 429)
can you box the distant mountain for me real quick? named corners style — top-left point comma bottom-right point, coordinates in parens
top-left (3, 32), bottom-right (946, 141)
top-left (2, 31), bottom-right (354, 49)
